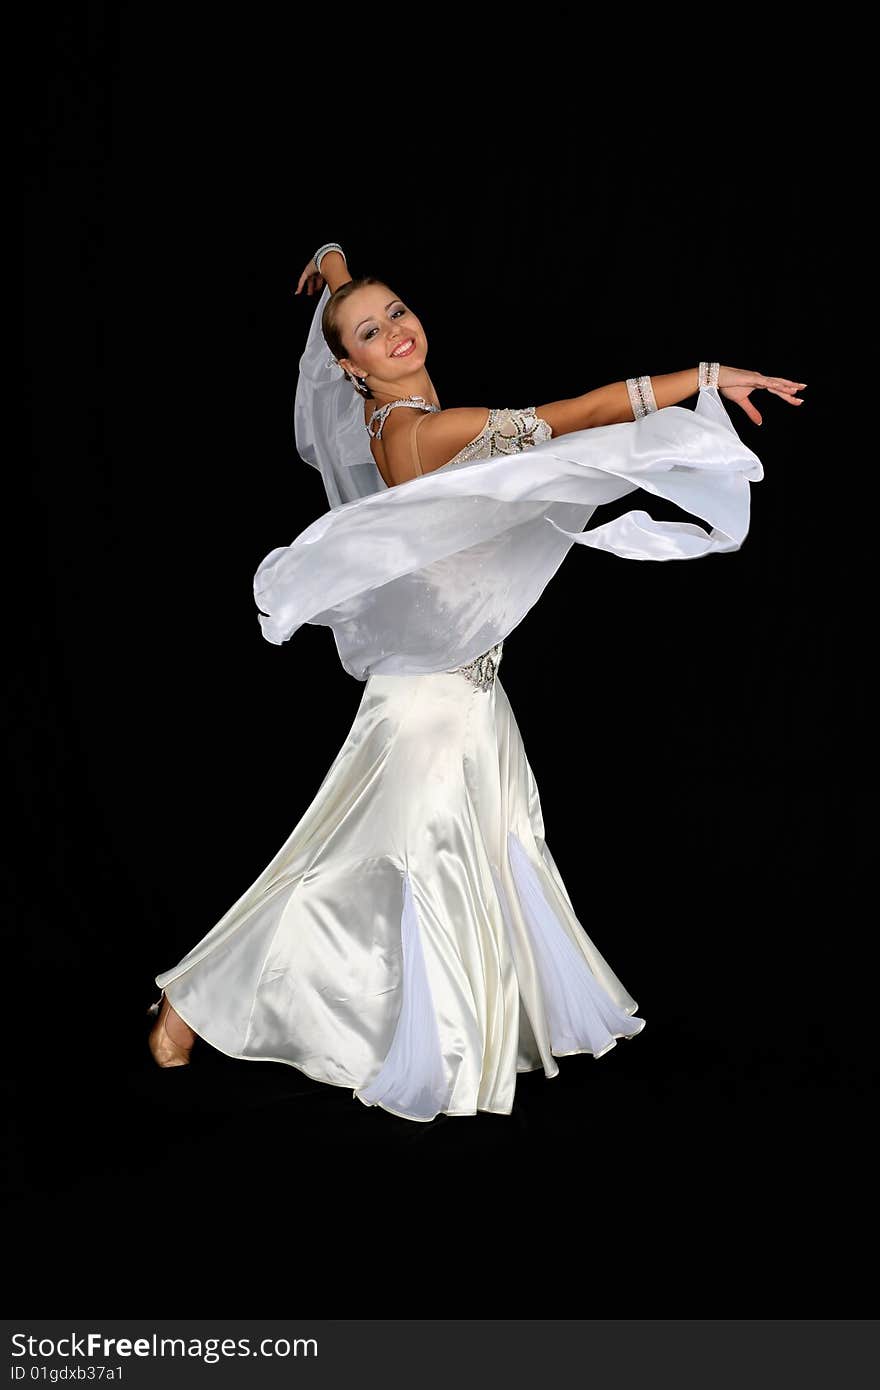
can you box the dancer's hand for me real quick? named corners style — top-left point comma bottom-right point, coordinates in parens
top-left (717, 367), bottom-right (807, 426)
top-left (294, 256), bottom-right (324, 296)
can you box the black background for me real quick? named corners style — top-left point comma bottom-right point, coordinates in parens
top-left (16, 5), bottom-right (865, 1311)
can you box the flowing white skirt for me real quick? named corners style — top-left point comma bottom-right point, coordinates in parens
top-left (154, 648), bottom-right (645, 1121)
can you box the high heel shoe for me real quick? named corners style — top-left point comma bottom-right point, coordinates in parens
top-left (147, 989), bottom-right (196, 1067)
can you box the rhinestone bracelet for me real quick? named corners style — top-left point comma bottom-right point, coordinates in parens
top-left (313, 242), bottom-right (347, 276)
top-left (698, 361), bottom-right (720, 389)
top-left (626, 375), bottom-right (658, 419)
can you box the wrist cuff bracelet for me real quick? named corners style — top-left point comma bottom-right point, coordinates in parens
top-left (626, 375), bottom-right (658, 419)
top-left (314, 243), bottom-right (347, 276)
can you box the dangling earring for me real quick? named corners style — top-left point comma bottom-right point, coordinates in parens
top-left (340, 363), bottom-right (368, 396)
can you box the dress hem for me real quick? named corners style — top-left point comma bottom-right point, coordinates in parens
top-left (152, 985), bottom-right (645, 1125)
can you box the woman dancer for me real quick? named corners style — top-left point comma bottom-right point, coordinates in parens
top-left (148, 242), bottom-right (805, 1122)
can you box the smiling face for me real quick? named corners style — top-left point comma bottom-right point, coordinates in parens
top-left (335, 284), bottom-right (428, 389)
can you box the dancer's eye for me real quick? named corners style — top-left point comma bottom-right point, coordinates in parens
top-left (364, 307), bottom-right (406, 341)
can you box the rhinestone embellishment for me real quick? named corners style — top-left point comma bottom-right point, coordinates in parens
top-left (448, 407), bottom-right (552, 467)
top-left (366, 396), bottom-right (441, 441)
top-left (447, 641), bottom-right (504, 691)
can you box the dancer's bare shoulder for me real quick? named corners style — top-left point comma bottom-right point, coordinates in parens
top-left (365, 400), bottom-right (492, 487)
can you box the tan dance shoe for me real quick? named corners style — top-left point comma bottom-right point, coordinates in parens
top-left (147, 989), bottom-right (196, 1067)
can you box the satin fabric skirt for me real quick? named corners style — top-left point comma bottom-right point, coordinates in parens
top-left (154, 649), bottom-right (645, 1121)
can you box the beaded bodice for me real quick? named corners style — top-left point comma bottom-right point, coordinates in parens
top-left (443, 405), bottom-right (553, 467)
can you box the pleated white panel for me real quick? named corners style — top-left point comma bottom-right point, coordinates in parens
top-left (506, 831), bottom-right (646, 1058)
top-left (354, 873), bottom-right (453, 1121)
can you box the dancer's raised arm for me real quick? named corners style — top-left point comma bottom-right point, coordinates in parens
top-left (295, 248), bottom-right (352, 296)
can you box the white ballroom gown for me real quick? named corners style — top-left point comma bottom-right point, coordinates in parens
top-left (153, 388), bottom-right (764, 1122)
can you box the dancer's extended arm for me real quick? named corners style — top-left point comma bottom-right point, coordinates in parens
top-left (540, 369), bottom-right (701, 433)
top-left (540, 365), bottom-right (805, 435)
